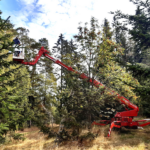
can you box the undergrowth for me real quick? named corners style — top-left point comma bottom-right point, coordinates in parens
top-left (0, 124), bottom-right (150, 150)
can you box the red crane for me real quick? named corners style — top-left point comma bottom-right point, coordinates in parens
top-left (13, 46), bottom-right (150, 137)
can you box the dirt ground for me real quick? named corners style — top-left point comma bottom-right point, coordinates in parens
top-left (0, 123), bottom-right (150, 150)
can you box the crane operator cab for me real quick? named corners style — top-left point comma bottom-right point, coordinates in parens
top-left (13, 37), bottom-right (24, 63)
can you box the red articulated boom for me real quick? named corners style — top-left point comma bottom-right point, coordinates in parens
top-left (13, 47), bottom-right (150, 137)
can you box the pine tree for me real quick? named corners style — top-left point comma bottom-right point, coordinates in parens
top-left (75, 17), bottom-right (139, 121)
top-left (0, 13), bottom-right (33, 141)
top-left (103, 18), bottom-right (113, 39)
top-left (0, 14), bottom-right (18, 139)
top-left (125, 63), bottom-right (150, 116)
top-left (111, 0), bottom-right (150, 63)
top-left (52, 34), bottom-right (69, 89)
top-left (38, 38), bottom-right (57, 125)
top-left (95, 19), bottom-right (139, 115)
top-left (112, 17), bottom-right (135, 65)
top-left (54, 17), bottom-right (140, 136)
top-left (55, 18), bottom-right (110, 129)
top-left (110, 0), bottom-right (150, 116)
top-left (52, 34), bottom-right (72, 115)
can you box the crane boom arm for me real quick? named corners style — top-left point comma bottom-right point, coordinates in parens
top-left (20, 47), bottom-right (139, 117)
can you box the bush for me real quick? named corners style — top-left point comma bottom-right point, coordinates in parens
top-left (10, 133), bottom-right (26, 141)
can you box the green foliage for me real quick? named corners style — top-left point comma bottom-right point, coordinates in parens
top-left (14, 28), bottom-right (57, 126)
top-left (10, 132), bottom-right (26, 141)
top-left (39, 125), bottom-right (56, 138)
top-left (125, 63), bottom-right (150, 116)
top-left (55, 129), bottom-right (71, 144)
top-left (111, 0), bottom-right (150, 63)
top-left (0, 123), bottom-right (9, 137)
top-left (80, 132), bottom-right (96, 140)
top-left (0, 12), bottom-right (33, 140)
top-left (52, 34), bottom-right (77, 90)
top-left (35, 120), bottom-right (56, 138)
top-left (111, 0), bottom-right (150, 116)
top-left (97, 37), bottom-right (139, 100)
top-left (54, 18), bottom-right (137, 135)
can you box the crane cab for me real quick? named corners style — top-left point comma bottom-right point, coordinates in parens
top-left (13, 48), bottom-right (24, 63)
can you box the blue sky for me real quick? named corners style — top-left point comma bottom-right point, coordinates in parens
top-left (0, 0), bottom-right (137, 48)
top-left (0, 0), bottom-right (21, 11)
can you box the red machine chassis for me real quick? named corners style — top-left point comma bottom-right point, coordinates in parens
top-left (14, 47), bottom-right (150, 137)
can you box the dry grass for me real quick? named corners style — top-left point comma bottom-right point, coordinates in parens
top-left (1, 123), bottom-right (150, 150)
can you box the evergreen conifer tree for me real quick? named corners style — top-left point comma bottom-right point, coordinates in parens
top-left (0, 13), bottom-right (32, 141)
top-left (111, 0), bottom-right (150, 116)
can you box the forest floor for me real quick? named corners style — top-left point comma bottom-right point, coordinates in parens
top-left (0, 121), bottom-right (150, 150)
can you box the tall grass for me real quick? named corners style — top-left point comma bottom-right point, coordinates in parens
top-left (0, 124), bottom-right (150, 150)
